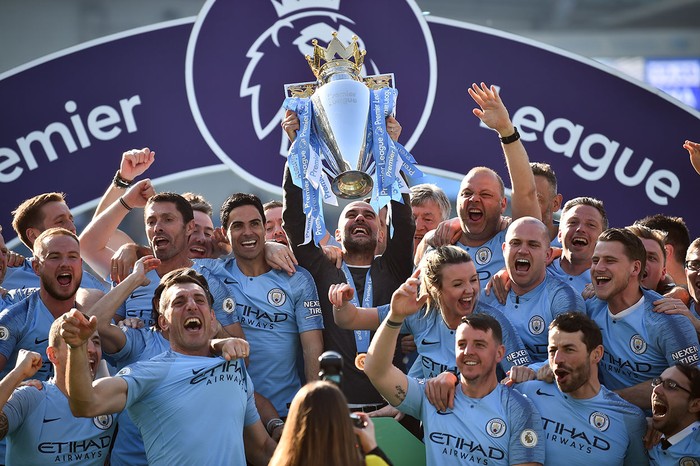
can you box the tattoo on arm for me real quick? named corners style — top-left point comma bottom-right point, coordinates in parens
top-left (0, 413), bottom-right (8, 439)
top-left (394, 385), bottom-right (407, 403)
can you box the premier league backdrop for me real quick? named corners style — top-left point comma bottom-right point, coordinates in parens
top-left (1, 0), bottom-right (698, 244)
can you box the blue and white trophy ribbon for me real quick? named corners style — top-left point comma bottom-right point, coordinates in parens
top-left (284, 87), bottom-right (422, 245)
top-left (283, 33), bottom-right (422, 245)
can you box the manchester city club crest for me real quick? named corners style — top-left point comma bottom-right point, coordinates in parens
top-left (223, 296), bottom-right (236, 313)
top-left (588, 411), bottom-right (610, 431)
top-left (185, 0), bottom-right (436, 191)
top-left (486, 418), bottom-right (507, 438)
top-left (474, 246), bottom-right (492, 265)
top-left (528, 315), bottom-right (545, 335)
top-left (267, 288), bottom-right (287, 306)
top-left (93, 414), bottom-right (114, 430)
top-left (679, 457), bottom-right (700, 466)
top-left (0, 326), bottom-right (8, 341)
top-left (629, 334), bottom-right (647, 354)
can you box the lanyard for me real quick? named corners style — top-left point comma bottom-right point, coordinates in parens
top-left (341, 263), bottom-right (373, 353)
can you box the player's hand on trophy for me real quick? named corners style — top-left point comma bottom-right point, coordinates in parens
top-left (282, 110), bottom-right (300, 142)
top-left (386, 116), bottom-right (402, 142)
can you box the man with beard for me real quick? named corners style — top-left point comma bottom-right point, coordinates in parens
top-left (219, 193), bottom-right (323, 417)
top-left (648, 363), bottom-right (700, 464)
top-left (418, 83), bottom-right (541, 287)
top-left (547, 197), bottom-right (608, 294)
top-left (0, 228), bottom-right (100, 380)
top-left (587, 228), bottom-right (699, 409)
top-left (79, 184), bottom-right (241, 335)
top-left (364, 299), bottom-right (544, 466)
top-left (516, 312), bottom-right (648, 465)
top-left (0, 228), bottom-right (102, 465)
top-left (0, 317), bottom-right (116, 465)
top-left (283, 169), bottom-right (415, 410)
top-left (4, 193), bottom-right (108, 291)
top-left (481, 217), bottom-right (585, 363)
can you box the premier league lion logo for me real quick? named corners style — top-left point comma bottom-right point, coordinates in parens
top-left (185, 0), bottom-right (435, 189)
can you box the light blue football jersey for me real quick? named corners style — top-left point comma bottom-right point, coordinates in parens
top-left (481, 274), bottom-right (586, 362)
top-left (547, 258), bottom-right (591, 295)
top-left (3, 381), bottom-right (117, 465)
top-left (0, 293), bottom-right (58, 381)
top-left (377, 302), bottom-right (531, 380)
top-left (114, 259), bottom-right (239, 329)
top-left (454, 229), bottom-right (508, 288)
top-left (105, 327), bottom-right (169, 466)
top-left (586, 289), bottom-right (700, 391)
top-left (516, 380), bottom-right (649, 465)
top-left (117, 351), bottom-right (258, 465)
top-left (398, 377), bottom-right (545, 466)
top-left (648, 422), bottom-right (700, 466)
top-left (223, 259), bottom-right (323, 416)
top-left (1, 287), bottom-right (37, 308)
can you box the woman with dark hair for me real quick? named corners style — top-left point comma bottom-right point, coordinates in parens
top-left (268, 381), bottom-right (391, 466)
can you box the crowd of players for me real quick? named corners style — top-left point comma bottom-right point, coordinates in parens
top-left (0, 82), bottom-right (699, 465)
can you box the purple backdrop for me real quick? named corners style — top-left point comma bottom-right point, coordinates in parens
top-left (0, 0), bottom-right (697, 243)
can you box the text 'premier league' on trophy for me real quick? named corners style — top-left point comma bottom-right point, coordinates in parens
top-left (283, 32), bottom-right (422, 245)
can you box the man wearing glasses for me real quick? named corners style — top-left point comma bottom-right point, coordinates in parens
top-left (649, 364), bottom-right (700, 464)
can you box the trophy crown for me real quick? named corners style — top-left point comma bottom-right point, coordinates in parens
top-left (305, 33), bottom-right (366, 81)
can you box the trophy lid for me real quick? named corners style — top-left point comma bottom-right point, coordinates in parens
top-left (305, 33), bottom-right (366, 82)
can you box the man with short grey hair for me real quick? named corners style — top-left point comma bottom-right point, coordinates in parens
top-left (409, 183), bottom-right (451, 255)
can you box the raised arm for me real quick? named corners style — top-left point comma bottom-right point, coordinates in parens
top-left (468, 83), bottom-right (540, 221)
top-left (80, 179), bottom-right (155, 278)
top-left (84, 256), bottom-right (160, 354)
top-left (94, 148), bottom-right (155, 218)
top-left (94, 148), bottom-right (155, 252)
top-left (363, 270), bottom-right (427, 406)
top-left (61, 310), bottom-right (128, 417)
top-left (0, 349), bottom-right (43, 439)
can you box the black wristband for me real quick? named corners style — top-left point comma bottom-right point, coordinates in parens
top-left (112, 170), bottom-right (133, 189)
top-left (499, 127), bottom-right (520, 144)
top-left (385, 319), bottom-right (403, 329)
top-left (119, 197), bottom-right (133, 211)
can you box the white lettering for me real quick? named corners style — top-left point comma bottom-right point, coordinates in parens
top-left (0, 95), bottom-right (142, 183)
top-left (501, 105), bottom-right (680, 206)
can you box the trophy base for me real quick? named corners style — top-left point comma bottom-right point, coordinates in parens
top-left (332, 171), bottom-right (374, 199)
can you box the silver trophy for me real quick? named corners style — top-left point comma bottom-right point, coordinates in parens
top-left (285, 33), bottom-right (394, 199)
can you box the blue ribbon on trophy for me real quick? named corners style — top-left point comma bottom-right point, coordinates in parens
top-left (283, 33), bottom-right (422, 245)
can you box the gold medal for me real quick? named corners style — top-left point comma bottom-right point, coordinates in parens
top-left (354, 353), bottom-right (367, 371)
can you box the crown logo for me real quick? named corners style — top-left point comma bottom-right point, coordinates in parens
top-left (271, 0), bottom-right (340, 17)
top-left (305, 32), bottom-right (366, 81)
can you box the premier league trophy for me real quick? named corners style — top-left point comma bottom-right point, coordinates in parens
top-left (283, 33), bottom-right (421, 245)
